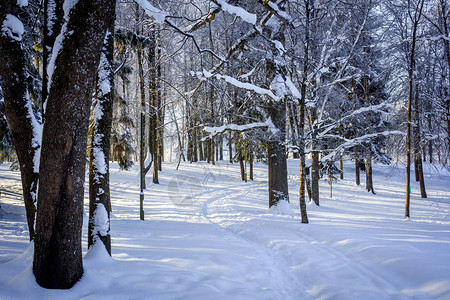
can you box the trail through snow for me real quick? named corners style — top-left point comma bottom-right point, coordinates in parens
top-left (0, 160), bottom-right (449, 299)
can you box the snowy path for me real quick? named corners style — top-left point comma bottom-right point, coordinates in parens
top-left (200, 166), bottom-right (406, 299)
top-left (0, 161), bottom-right (449, 299)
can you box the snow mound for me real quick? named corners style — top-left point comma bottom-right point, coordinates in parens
top-left (269, 200), bottom-right (296, 216)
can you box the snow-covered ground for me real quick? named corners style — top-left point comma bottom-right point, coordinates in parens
top-left (0, 160), bottom-right (449, 299)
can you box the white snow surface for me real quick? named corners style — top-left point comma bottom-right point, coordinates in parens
top-left (17, 0), bottom-right (28, 8)
top-left (92, 203), bottom-right (109, 238)
top-left (24, 95), bottom-right (42, 174)
top-left (216, 0), bottom-right (257, 25)
top-left (1, 14), bottom-right (24, 42)
top-left (134, 0), bottom-right (167, 23)
top-left (196, 70), bottom-right (279, 100)
top-left (0, 161), bottom-right (449, 299)
top-left (97, 31), bottom-right (112, 97)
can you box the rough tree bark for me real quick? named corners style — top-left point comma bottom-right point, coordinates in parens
top-left (0, 0), bottom-right (40, 241)
top-left (413, 84), bottom-right (427, 198)
top-left (355, 158), bottom-right (361, 185)
top-left (42, 0), bottom-right (64, 114)
top-left (88, 5), bottom-right (116, 255)
top-left (33, 0), bottom-right (114, 289)
top-left (267, 97), bottom-right (289, 207)
top-left (309, 106), bottom-right (320, 206)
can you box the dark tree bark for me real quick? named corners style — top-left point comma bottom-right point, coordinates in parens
top-left (249, 153), bottom-right (253, 180)
top-left (33, 0), bottom-right (114, 289)
top-left (298, 0), bottom-right (312, 224)
top-left (287, 101), bottom-right (299, 159)
top-left (148, 29), bottom-right (159, 184)
top-left (413, 84), bottom-right (427, 198)
top-left (267, 98), bottom-right (289, 207)
top-left (309, 108), bottom-right (320, 206)
top-left (0, 0), bottom-right (40, 240)
top-left (438, 0), bottom-right (450, 159)
top-left (42, 0), bottom-right (64, 114)
top-left (355, 158), bottom-right (361, 185)
top-left (365, 152), bottom-right (375, 194)
top-left (239, 151), bottom-right (246, 181)
top-left (135, 4), bottom-right (146, 217)
top-left (88, 5), bottom-right (116, 255)
top-left (405, 0), bottom-right (424, 219)
top-left (264, 4), bottom-right (290, 208)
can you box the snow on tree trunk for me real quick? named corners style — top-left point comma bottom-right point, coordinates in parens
top-left (33, 0), bottom-right (114, 289)
top-left (43, 0), bottom-right (64, 115)
top-left (0, 0), bottom-right (41, 241)
top-left (88, 9), bottom-right (115, 255)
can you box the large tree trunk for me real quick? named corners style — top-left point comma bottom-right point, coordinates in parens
top-left (88, 8), bottom-right (115, 255)
top-left (0, 0), bottom-right (40, 241)
top-left (267, 99), bottom-right (289, 207)
top-left (33, 0), bottom-right (113, 289)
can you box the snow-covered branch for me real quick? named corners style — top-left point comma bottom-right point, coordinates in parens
top-left (194, 70), bottom-right (279, 100)
top-left (317, 103), bottom-right (395, 138)
top-left (320, 130), bottom-right (405, 162)
top-left (134, 0), bottom-right (225, 62)
top-left (203, 118), bottom-right (276, 139)
top-left (212, 0), bottom-right (257, 25)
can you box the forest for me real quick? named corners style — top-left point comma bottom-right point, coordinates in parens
top-left (0, 0), bottom-right (449, 297)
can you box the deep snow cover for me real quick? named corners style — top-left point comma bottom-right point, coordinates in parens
top-left (0, 160), bottom-right (449, 299)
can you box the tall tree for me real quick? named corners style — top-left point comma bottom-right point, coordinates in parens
top-left (0, 0), bottom-right (41, 241)
top-left (405, 0), bottom-right (424, 219)
top-left (33, 0), bottom-right (114, 288)
top-left (88, 1), bottom-right (116, 255)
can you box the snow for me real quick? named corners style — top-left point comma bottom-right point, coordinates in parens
top-left (195, 70), bottom-right (279, 100)
top-left (215, 0), bottom-right (257, 25)
top-left (270, 74), bottom-right (288, 100)
top-left (92, 142), bottom-right (107, 176)
top-left (1, 14), bottom-right (24, 42)
top-left (92, 203), bottom-right (109, 238)
top-left (0, 160), bottom-right (449, 299)
top-left (285, 77), bottom-right (301, 99)
top-left (203, 118), bottom-right (276, 138)
top-left (97, 30), bottom-right (112, 97)
top-left (17, 0), bottom-right (28, 8)
top-left (24, 95), bottom-right (42, 174)
top-left (46, 0), bottom-right (56, 36)
top-left (134, 0), bottom-right (167, 23)
top-left (46, 0), bottom-right (79, 98)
